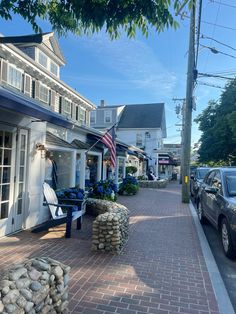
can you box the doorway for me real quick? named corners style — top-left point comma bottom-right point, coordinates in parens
top-left (0, 125), bottom-right (28, 237)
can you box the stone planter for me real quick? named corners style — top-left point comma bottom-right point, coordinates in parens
top-left (139, 179), bottom-right (168, 189)
top-left (87, 198), bottom-right (129, 254)
top-left (0, 257), bottom-right (70, 314)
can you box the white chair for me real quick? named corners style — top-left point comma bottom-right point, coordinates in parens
top-left (32, 182), bottom-right (85, 238)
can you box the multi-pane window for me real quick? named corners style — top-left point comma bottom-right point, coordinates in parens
top-left (39, 84), bottom-right (49, 104)
top-left (50, 61), bottom-right (59, 76)
top-left (0, 131), bottom-right (12, 220)
top-left (90, 111), bottom-right (96, 124)
top-left (104, 110), bottom-right (112, 123)
top-left (136, 133), bottom-right (142, 147)
top-left (38, 51), bottom-right (48, 68)
top-left (8, 65), bottom-right (22, 90)
top-left (64, 99), bottom-right (71, 115)
top-left (80, 107), bottom-right (86, 124)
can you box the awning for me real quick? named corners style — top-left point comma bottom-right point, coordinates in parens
top-left (46, 132), bottom-right (76, 149)
top-left (0, 87), bottom-right (74, 129)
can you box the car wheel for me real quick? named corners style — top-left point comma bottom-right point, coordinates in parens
top-left (221, 218), bottom-right (236, 259)
top-left (198, 202), bottom-right (207, 224)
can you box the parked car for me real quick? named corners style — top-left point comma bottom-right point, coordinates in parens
top-left (190, 167), bottom-right (210, 203)
top-left (198, 167), bottom-right (236, 258)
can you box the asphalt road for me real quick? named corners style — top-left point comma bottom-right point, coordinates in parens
top-left (191, 199), bottom-right (236, 313)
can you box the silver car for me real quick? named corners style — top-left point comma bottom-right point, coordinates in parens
top-left (198, 167), bottom-right (236, 259)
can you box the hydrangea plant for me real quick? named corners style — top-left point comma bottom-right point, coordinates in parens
top-left (56, 187), bottom-right (85, 200)
top-left (88, 180), bottom-right (117, 201)
top-left (118, 176), bottom-right (139, 195)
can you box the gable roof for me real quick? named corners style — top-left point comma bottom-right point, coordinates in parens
top-left (117, 103), bottom-right (165, 129)
top-left (0, 32), bottom-right (65, 64)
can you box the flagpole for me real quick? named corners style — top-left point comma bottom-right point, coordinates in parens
top-left (85, 123), bottom-right (117, 154)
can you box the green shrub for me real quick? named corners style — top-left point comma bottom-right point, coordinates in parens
top-left (118, 176), bottom-right (139, 195)
top-left (125, 166), bottom-right (137, 175)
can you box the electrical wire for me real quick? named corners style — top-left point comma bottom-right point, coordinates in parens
top-left (182, 14), bottom-right (236, 32)
top-left (198, 72), bottom-right (235, 80)
top-left (200, 44), bottom-right (236, 59)
top-left (203, 0), bottom-right (221, 72)
top-left (209, 0), bottom-right (236, 9)
top-left (196, 80), bottom-right (224, 89)
top-left (201, 34), bottom-right (236, 52)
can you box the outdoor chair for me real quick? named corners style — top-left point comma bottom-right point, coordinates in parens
top-left (31, 182), bottom-right (85, 238)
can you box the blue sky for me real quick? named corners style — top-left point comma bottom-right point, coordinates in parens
top-left (1, 0), bottom-right (236, 145)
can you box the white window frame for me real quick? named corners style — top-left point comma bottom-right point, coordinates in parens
top-left (79, 107), bottom-right (86, 124)
top-left (90, 111), bottom-right (96, 124)
top-left (8, 64), bottom-right (23, 91)
top-left (38, 50), bottom-right (48, 69)
top-left (39, 83), bottom-right (49, 104)
top-left (37, 48), bottom-right (60, 77)
top-left (104, 110), bottom-right (112, 123)
top-left (50, 61), bottom-right (59, 77)
top-left (64, 98), bottom-right (71, 115)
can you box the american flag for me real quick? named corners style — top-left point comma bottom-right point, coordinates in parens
top-left (101, 126), bottom-right (116, 168)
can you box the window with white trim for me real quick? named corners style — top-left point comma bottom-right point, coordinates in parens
top-left (64, 99), bottom-right (71, 115)
top-left (38, 51), bottom-right (48, 68)
top-left (50, 61), bottom-right (59, 77)
top-left (136, 133), bottom-right (142, 147)
top-left (90, 111), bottom-right (96, 124)
top-left (39, 83), bottom-right (49, 104)
top-left (79, 107), bottom-right (86, 124)
top-left (8, 64), bottom-right (22, 90)
top-left (104, 110), bottom-right (112, 123)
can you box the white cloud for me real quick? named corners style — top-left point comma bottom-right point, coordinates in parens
top-left (71, 32), bottom-right (177, 99)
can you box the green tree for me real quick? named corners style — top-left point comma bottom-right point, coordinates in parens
top-left (195, 79), bottom-right (236, 165)
top-left (0, 0), bottom-right (182, 37)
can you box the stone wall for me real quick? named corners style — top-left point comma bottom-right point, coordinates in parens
top-left (87, 199), bottom-right (129, 254)
top-left (0, 257), bottom-right (70, 314)
top-left (139, 179), bottom-right (168, 189)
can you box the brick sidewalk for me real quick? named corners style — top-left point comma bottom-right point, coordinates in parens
top-left (0, 182), bottom-right (220, 314)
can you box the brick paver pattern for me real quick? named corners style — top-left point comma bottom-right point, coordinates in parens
top-left (0, 183), bottom-right (220, 314)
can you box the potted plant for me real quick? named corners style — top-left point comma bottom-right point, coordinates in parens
top-left (88, 180), bottom-right (117, 201)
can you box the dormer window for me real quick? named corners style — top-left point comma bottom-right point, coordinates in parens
top-left (38, 51), bottom-right (48, 68)
top-left (104, 110), bottom-right (112, 123)
top-left (36, 49), bottom-right (60, 77)
top-left (50, 61), bottom-right (59, 77)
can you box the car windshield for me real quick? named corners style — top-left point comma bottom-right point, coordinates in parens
top-left (197, 168), bottom-right (209, 179)
top-left (225, 174), bottom-right (236, 197)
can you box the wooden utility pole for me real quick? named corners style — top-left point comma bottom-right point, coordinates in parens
top-left (182, 1), bottom-right (196, 203)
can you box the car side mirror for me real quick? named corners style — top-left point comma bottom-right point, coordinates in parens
top-left (205, 186), bottom-right (218, 194)
top-left (190, 174), bottom-right (195, 180)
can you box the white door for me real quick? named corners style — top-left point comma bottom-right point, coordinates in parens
top-left (0, 126), bottom-right (28, 237)
top-left (12, 129), bottom-right (28, 233)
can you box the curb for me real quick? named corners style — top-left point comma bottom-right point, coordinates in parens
top-left (189, 202), bottom-right (235, 314)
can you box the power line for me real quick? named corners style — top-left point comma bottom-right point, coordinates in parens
top-left (196, 80), bottom-right (224, 89)
top-left (182, 14), bottom-right (236, 32)
top-left (202, 20), bottom-right (236, 32)
top-left (198, 72), bottom-right (235, 80)
top-left (200, 44), bottom-right (236, 59)
top-left (209, 0), bottom-right (236, 9)
top-left (203, 0), bottom-right (221, 72)
top-left (201, 34), bottom-right (236, 52)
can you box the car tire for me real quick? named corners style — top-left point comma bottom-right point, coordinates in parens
top-left (221, 218), bottom-right (236, 259)
top-left (198, 202), bottom-right (207, 224)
